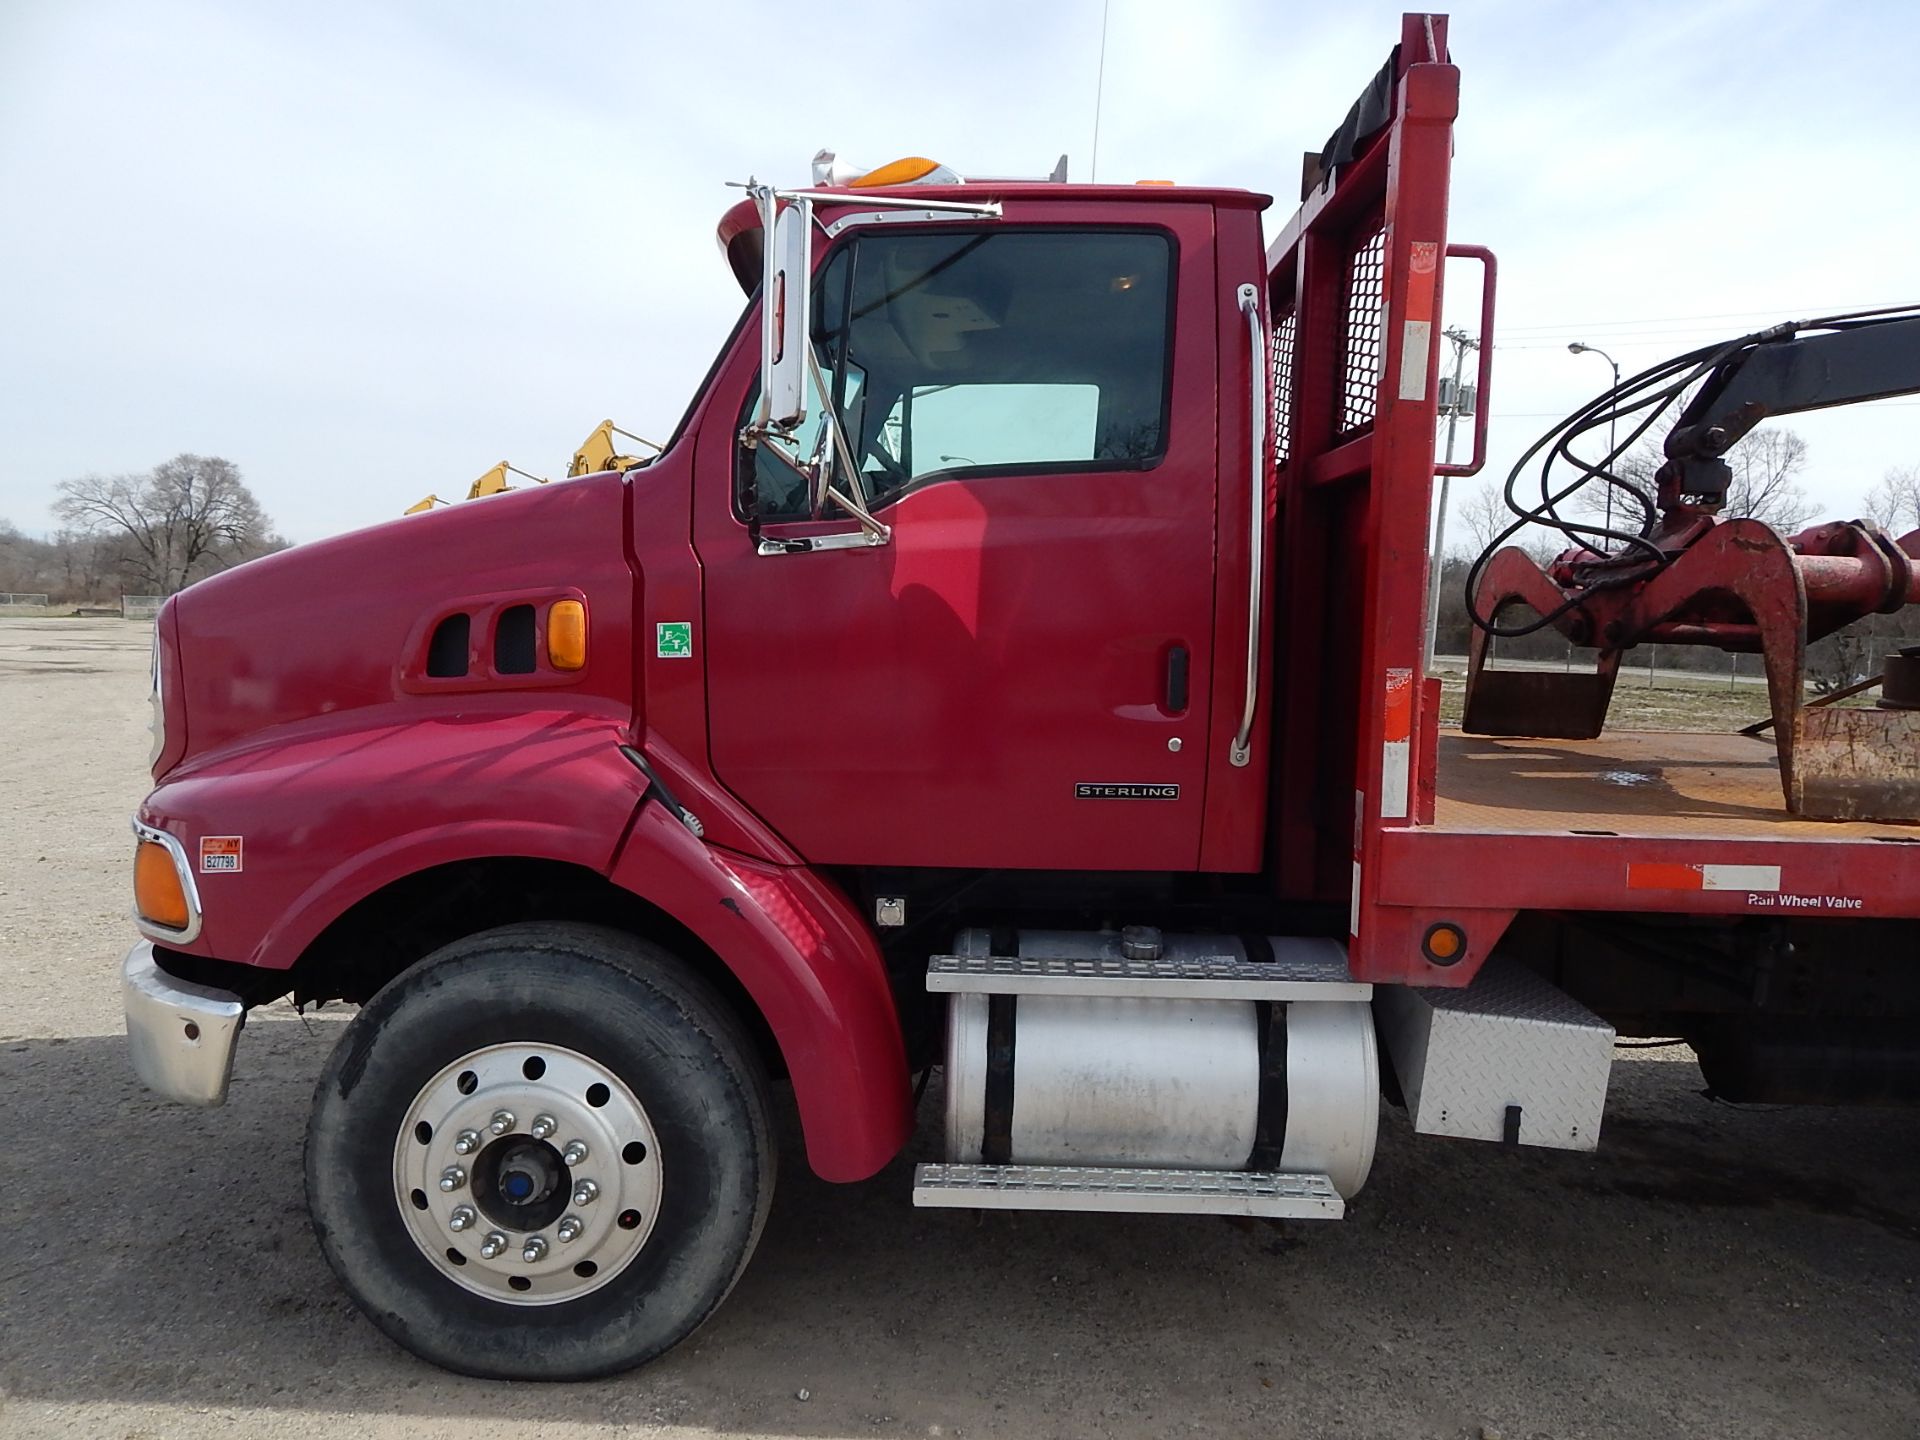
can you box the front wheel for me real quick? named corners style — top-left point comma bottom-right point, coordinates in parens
top-left (305, 922), bottom-right (775, 1380)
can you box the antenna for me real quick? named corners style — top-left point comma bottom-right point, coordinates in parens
top-left (1090, 0), bottom-right (1111, 183)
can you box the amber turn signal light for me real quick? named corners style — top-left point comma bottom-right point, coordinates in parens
top-left (135, 840), bottom-right (191, 931)
top-left (547, 600), bottom-right (587, 671)
top-left (1421, 921), bottom-right (1466, 965)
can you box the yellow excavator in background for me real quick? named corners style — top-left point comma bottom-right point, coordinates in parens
top-left (405, 462), bottom-right (545, 514)
top-left (568, 420), bottom-right (660, 478)
top-left (405, 421), bottom-right (661, 514)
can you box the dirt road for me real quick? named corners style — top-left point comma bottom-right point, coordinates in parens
top-left (2, 617), bottom-right (1917, 1439)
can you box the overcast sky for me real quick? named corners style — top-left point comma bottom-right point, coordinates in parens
top-left (3, 0), bottom-right (1916, 550)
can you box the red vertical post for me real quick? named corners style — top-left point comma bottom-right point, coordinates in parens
top-left (1350, 41), bottom-right (1460, 979)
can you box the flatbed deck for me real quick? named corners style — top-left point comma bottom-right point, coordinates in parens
top-left (1369, 730), bottom-right (1920, 935)
top-left (1434, 730), bottom-right (1920, 841)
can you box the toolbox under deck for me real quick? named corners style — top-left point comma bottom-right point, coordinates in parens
top-left (1433, 730), bottom-right (1920, 842)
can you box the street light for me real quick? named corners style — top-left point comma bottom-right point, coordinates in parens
top-left (1568, 341), bottom-right (1622, 539)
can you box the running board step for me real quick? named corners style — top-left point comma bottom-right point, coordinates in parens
top-left (928, 935), bottom-right (1369, 1001)
top-left (911, 1163), bottom-right (1345, 1218)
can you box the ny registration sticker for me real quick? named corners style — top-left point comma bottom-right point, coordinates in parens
top-left (199, 836), bottom-right (243, 873)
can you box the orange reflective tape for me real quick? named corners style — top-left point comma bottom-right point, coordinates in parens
top-left (1383, 667), bottom-right (1414, 743)
top-left (1626, 862), bottom-right (1704, 891)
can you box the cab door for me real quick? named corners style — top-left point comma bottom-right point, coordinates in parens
top-left (693, 205), bottom-right (1219, 871)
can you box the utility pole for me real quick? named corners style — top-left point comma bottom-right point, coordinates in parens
top-left (1425, 325), bottom-right (1479, 672)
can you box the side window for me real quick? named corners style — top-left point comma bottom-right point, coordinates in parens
top-left (739, 228), bottom-right (1173, 520)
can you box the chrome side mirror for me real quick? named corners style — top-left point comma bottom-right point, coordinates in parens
top-left (755, 191), bottom-right (812, 433)
top-left (737, 183), bottom-right (894, 551)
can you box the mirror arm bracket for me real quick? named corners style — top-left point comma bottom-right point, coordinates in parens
top-left (803, 345), bottom-right (876, 515)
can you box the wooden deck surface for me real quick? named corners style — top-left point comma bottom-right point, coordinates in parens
top-left (1433, 730), bottom-right (1920, 840)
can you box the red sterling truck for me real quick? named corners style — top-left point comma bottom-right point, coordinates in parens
top-left (123, 13), bottom-right (1920, 1380)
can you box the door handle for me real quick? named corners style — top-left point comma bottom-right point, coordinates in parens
top-left (1165, 645), bottom-right (1189, 714)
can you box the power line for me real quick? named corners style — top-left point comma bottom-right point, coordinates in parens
top-left (1489, 403), bottom-right (1920, 419)
top-left (1496, 330), bottom-right (1871, 350)
top-left (1494, 300), bottom-right (1913, 334)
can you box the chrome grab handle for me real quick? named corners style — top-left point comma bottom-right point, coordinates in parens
top-left (1230, 282), bottom-right (1266, 768)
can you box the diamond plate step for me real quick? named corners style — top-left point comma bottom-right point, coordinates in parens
top-left (912, 1163), bottom-right (1345, 1218)
top-left (927, 936), bottom-right (1369, 1001)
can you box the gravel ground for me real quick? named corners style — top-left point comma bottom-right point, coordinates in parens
top-left (2, 616), bottom-right (1917, 1439)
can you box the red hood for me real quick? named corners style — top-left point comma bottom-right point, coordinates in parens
top-left (157, 473), bottom-right (636, 777)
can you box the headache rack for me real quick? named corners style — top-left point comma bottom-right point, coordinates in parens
top-left (1263, 13), bottom-right (1920, 989)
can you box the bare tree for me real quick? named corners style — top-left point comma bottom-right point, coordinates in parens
top-left (1863, 464), bottom-right (1920, 532)
top-left (55, 454), bottom-right (284, 595)
top-left (1455, 478), bottom-right (1563, 566)
top-left (1571, 444), bottom-right (1659, 539)
top-left (1809, 628), bottom-right (1874, 695)
top-left (1573, 423), bottom-right (1815, 535)
top-left (1723, 427), bottom-right (1815, 532)
top-left (0, 521), bottom-right (35, 593)
top-left (53, 527), bottom-right (126, 601)
top-left (1455, 478), bottom-right (1510, 560)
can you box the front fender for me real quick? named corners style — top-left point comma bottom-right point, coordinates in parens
top-left (141, 705), bottom-right (912, 1183)
top-left (140, 704), bottom-right (647, 969)
top-left (608, 802), bottom-right (913, 1183)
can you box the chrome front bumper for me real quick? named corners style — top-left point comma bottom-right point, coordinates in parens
top-left (123, 941), bottom-right (246, 1106)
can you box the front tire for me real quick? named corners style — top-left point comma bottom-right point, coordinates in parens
top-left (305, 922), bottom-right (775, 1380)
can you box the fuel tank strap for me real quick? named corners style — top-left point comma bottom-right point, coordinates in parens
top-left (982, 994), bottom-right (1017, 1165)
top-left (1249, 1001), bottom-right (1291, 1170)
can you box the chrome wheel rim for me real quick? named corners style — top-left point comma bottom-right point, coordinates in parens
top-left (392, 1042), bottom-right (662, 1305)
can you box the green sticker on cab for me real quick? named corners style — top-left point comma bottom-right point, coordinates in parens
top-left (656, 621), bottom-right (692, 659)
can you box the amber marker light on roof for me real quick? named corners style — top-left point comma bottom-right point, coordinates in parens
top-left (548, 600), bottom-right (587, 671)
top-left (851, 156), bottom-right (942, 188)
top-left (135, 839), bottom-right (191, 931)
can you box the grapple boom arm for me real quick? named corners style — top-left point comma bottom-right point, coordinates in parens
top-left (1666, 314), bottom-right (1920, 506)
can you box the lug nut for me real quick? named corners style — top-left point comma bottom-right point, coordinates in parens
top-left (438, 1165), bottom-right (467, 1192)
top-left (529, 1113), bottom-right (558, 1140)
top-left (571, 1178), bottom-right (599, 1207)
top-left (452, 1128), bottom-right (482, 1156)
top-left (488, 1109), bottom-right (517, 1136)
top-left (561, 1140), bottom-right (589, 1166)
top-left (478, 1231), bottom-right (509, 1260)
top-left (448, 1205), bottom-right (477, 1232)
top-left (556, 1215), bottom-right (583, 1243)
top-left (522, 1235), bottom-right (548, 1264)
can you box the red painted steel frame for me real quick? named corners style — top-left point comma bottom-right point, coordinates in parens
top-left (1267, 14), bottom-right (1464, 980)
top-left (1272, 14), bottom-right (1920, 988)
